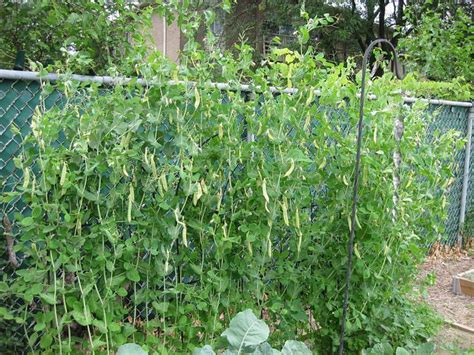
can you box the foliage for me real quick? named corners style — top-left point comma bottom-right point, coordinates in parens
top-left (119, 309), bottom-right (311, 354)
top-left (117, 343), bottom-right (148, 355)
top-left (195, 309), bottom-right (311, 354)
top-left (362, 341), bottom-right (435, 355)
top-left (398, 8), bottom-right (474, 82)
top-left (0, 5), bottom-right (461, 354)
top-left (398, 74), bottom-right (472, 102)
top-left (0, 0), bottom-right (151, 74)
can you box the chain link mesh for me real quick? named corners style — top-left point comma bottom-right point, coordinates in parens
top-left (0, 77), bottom-right (472, 352)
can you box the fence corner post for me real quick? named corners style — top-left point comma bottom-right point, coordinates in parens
top-left (458, 103), bottom-right (474, 246)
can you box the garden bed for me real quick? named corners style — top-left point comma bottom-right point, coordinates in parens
top-left (418, 248), bottom-right (474, 351)
top-left (453, 269), bottom-right (474, 297)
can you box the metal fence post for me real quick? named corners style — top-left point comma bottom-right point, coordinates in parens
top-left (458, 103), bottom-right (474, 245)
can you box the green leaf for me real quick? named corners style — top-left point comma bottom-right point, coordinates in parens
top-left (255, 342), bottom-right (281, 355)
top-left (152, 301), bottom-right (169, 313)
top-left (415, 342), bottom-right (435, 355)
top-left (40, 333), bottom-right (53, 349)
top-left (0, 307), bottom-right (14, 320)
top-left (126, 269), bottom-right (140, 282)
top-left (192, 345), bottom-right (216, 355)
top-left (40, 293), bottom-right (57, 305)
top-left (281, 340), bottom-right (311, 355)
top-left (92, 319), bottom-right (107, 333)
top-left (20, 217), bottom-right (34, 227)
top-left (117, 343), bottom-right (148, 355)
top-left (71, 310), bottom-right (91, 326)
top-left (396, 348), bottom-right (410, 355)
top-left (363, 343), bottom-right (393, 355)
top-left (221, 309), bottom-right (269, 353)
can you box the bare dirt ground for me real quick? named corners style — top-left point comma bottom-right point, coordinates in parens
top-left (419, 246), bottom-right (474, 353)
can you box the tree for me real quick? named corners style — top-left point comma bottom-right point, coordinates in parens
top-left (398, 6), bottom-right (473, 81)
top-left (0, 0), bottom-right (150, 75)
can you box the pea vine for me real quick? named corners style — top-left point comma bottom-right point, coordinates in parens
top-left (0, 5), bottom-right (463, 354)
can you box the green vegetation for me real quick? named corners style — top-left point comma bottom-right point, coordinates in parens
top-left (118, 310), bottom-right (437, 354)
top-left (0, 0), bottom-right (150, 74)
top-left (1, 7), bottom-right (460, 352)
top-left (0, 1), bottom-right (471, 354)
top-left (398, 7), bottom-right (473, 82)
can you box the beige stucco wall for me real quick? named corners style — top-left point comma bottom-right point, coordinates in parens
top-left (148, 13), bottom-right (181, 62)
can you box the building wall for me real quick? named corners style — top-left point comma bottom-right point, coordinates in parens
top-left (149, 13), bottom-right (181, 62)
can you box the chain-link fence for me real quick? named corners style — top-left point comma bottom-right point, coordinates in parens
top-left (0, 71), bottom-right (472, 352)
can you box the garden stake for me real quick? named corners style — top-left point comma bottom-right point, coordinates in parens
top-left (339, 39), bottom-right (405, 354)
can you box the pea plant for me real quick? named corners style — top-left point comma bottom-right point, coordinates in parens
top-left (0, 7), bottom-right (463, 355)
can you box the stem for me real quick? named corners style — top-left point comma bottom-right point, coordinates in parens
top-left (75, 261), bottom-right (95, 354)
top-left (49, 251), bottom-right (63, 355)
top-left (93, 282), bottom-right (110, 355)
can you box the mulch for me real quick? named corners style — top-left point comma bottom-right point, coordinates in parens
top-left (418, 245), bottom-right (474, 351)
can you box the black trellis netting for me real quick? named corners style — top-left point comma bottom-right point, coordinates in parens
top-left (0, 75), bottom-right (472, 352)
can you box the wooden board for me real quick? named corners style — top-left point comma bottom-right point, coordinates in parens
top-left (452, 269), bottom-right (474, 296)
top-left (459, 277), bottom-right (474, 297)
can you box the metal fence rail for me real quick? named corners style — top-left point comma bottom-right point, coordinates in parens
top-left (0, 70), bottom-right (472, 352)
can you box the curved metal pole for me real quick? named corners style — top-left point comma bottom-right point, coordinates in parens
top-left (338, 39), bottom-right (405, 355)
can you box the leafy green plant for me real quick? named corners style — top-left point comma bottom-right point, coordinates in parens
top-left (398, 8), bottom-right (473, 82)
top-left (118, 309), bottom-right (312, 354)
top-left (0, 3), bottom-right (462, 354)
top-left (0, 0), bottom-right (152, 74)
top-left (363, 342), bottom-right (435, 355)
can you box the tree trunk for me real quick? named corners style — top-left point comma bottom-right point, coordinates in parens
top-left (254, 0), bottom-right (264, 58)
top-left (378, 0), bottom-right (386, 39)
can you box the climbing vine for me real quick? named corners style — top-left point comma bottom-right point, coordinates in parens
top-left (0, 4), bottom-right (463, 354)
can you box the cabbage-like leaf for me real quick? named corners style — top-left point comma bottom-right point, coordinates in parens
top-left (116, 343), bottom-right (148, 355)
top-left (221, 309), bottom-right (270, 353)
top-left (396, 348), bottom-right (410, 355)
top-left (254, 342), bottom-right (281, 355)
top-left (192, 345), bottom-right (216, 355)
top-left (414, 342), bottom-right (435, 355)
top-left (281, 340), bottom-right (312, 355)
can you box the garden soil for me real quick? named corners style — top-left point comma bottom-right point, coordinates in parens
top-left (419, 246), bottom-right (474, 353)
